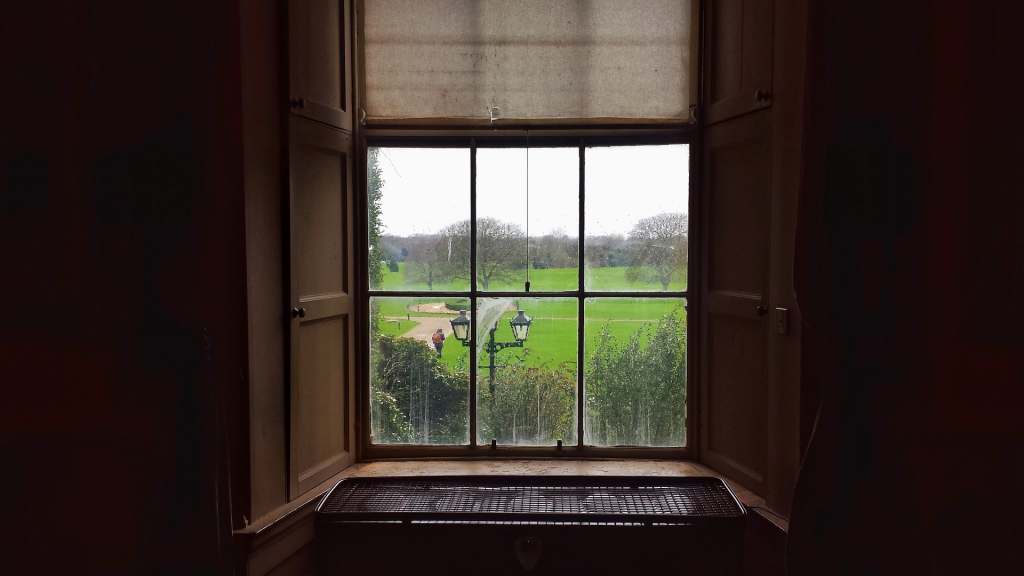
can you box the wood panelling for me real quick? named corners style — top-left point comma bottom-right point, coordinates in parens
top-left (291, 130), bottom-right (346, 296)
top-left (288, 115), bottom-right (355, 498)
top-left (707, 115), bottom-right (771, 293)
top-left (704, 0), bottom-right (774, 125)
top-left (700, 110), bottom-right (773, 493)
top-left (242, 0), bottom-right (288, 520)
top-left (742, 508), bottom-right (787, 576)
top-left (294, 316), bottom-right (347, 474)
top-left (764, 0), bottom-right (807, 515)
top-left (699, 0), bottom-right (807, 516)
top-left (288, 0), bottom-right (352, 130)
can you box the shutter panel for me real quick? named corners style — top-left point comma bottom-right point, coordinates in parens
top-left (703, 0), bottom-right (774, 125)
top-left (288, 117), bottom-right (354, 498)
top-left (289, 0), bottom-right (353, 130)
top-left (699, 110), bottom-right (772, 493)
top-left (287, 0), bottom-right (355, 499)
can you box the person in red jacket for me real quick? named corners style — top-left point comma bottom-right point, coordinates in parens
top-left (431, 328), bottom-right (445, 356)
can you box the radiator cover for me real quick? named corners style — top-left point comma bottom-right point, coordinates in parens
top-left (316, 475), bottom-right (745, 575)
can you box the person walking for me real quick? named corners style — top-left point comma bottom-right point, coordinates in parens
top-left (431, 328), bottom-right (446, 356)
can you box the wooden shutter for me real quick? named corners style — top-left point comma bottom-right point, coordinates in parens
top-left (699, 110), bottom-right (773, 493)
top-left (288, 0), bottom-right (356, 499)
top-left (289, 0), bottom-right (353, 130)
top-left (703, 0), bottom-right (774, 125)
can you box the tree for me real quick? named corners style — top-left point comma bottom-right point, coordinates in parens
top-left (584, 234), bottom-right (629, 268)
top-left (626, 212), bottom-right (688, 290)
top-left (404, 233), bottom-right (456, 289)
top-left (469, 218), bottom-right (526, 290)
top-left (407, 218), bottom-right (526, 290)
top-left (367, 148), bottom-right (385, 288)
top-left (530, 230), bottom-right (578, 269)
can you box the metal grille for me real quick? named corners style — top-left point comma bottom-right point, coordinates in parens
top-left (317, 476), bottom-right (743, 523)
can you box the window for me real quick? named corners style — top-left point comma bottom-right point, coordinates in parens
top-left (358, 0), bottom-right (696, 456)
top-left (365, 139), bottom-right (690, 453)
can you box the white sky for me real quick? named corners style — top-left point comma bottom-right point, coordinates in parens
top-left (375, 144), bottom-right (689, 237)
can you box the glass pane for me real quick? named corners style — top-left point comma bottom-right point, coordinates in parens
top-left (584, 298), bottom-right (686, 447)
top-left (369, 296), bottom-right (470, 444)
top-left (477, 147), bottom-right (578, 292)
top-left (584, 145), bottom-right (689, 291)
top-left (476, 297), bottom-right (577, 445)
top-left (368, 147), bottom-right (470, 291)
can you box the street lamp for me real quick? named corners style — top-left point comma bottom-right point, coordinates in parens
top-left (449, 308), bottom-right (533, 394)
top-left (449, 307), bottom-right (532, 444)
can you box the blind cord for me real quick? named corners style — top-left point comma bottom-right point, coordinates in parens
top-left (525, 130), bottom-right (530, 293)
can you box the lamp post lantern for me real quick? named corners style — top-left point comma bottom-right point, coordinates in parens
top-left (449, 310), bottom-right (470, 342)
top-left (509, 310), bottom-right (531, 342)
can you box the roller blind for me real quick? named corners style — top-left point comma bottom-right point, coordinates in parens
top-left (363, 0), bottom-right (693, 122)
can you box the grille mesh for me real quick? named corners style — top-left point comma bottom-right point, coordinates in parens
top-left (318, 476), bottom-right (743, 522)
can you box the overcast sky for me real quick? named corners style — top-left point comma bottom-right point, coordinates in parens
top-left (375, 144), bottom-right (689, 237)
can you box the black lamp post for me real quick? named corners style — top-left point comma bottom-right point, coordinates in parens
top-left (449, 308), bottom-right (532, 394)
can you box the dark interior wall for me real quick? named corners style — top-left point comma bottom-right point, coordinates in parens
top-left (2, 1), bottom-right (247, 572)
top-left (791, 1), bottom-right (1022, 573)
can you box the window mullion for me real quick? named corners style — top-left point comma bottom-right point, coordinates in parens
top-left (577, 143), bottom-right (586, 449)
top-left (469, 141), bottom-right (478, 448)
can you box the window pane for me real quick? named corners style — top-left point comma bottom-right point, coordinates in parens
top-left (584, 145), bottom-right (689, 292)
top-left (368, 147), bottom-right (470, 291)
top-left (476, 297), bottom-right (577, 445)
top-left (370, 296), bottom-right (470, 444)
top-left (477, 147), bottom-right (578, 292)
top-left (584, 298), bottom-right (686, 447)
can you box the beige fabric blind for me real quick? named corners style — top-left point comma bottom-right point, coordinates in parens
top-left (363, 0), bottom-right (693, 121)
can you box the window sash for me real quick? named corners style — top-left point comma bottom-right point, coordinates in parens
top-left (361, 130), bottom-right (694, 457)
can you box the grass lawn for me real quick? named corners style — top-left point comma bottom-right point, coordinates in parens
top-left (371, 292), bottom-right (686, 373)
top-left (377, 318), bottom-right (421, 337)
top-left (377, 263), bottom-right (687, 292)
top-left (471, 298), bottom-right (686, 371)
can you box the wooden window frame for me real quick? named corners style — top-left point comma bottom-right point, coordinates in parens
top-left (353, 125), bottom-right (701, 460)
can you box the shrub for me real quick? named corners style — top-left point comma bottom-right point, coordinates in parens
top-left (585, 313), bottom-right (686, 446)
top-left (478, 363), bottom-right (576, 445)
top-left (443, 298), bottom-right (470, 312)
top-left (370, 335), bottom-right (468, 444)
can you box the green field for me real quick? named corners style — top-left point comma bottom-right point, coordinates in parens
top-left (377, 318), bottom-right (420, 337)
top-left (376, 263), bottom-right (686, 292)
top-left (372, 296), bottom-right (686, 372)
top-left (476, 298), bottom-right (685, 371)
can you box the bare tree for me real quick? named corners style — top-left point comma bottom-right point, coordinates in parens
top-left (401, 217), bottom-right (528, 290)
top-left (474, 218), bottom-right (526, 290)
top-left (530, 229), bottom-right (578, 269)
top-left (626, 213), bottom-right (688, 290)
top-left (431, 218), bottom-right (525, 290)
top-left (404, 233), bottom-right (457, 289)
top-left (584, 234), bottom-right (628, 268)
